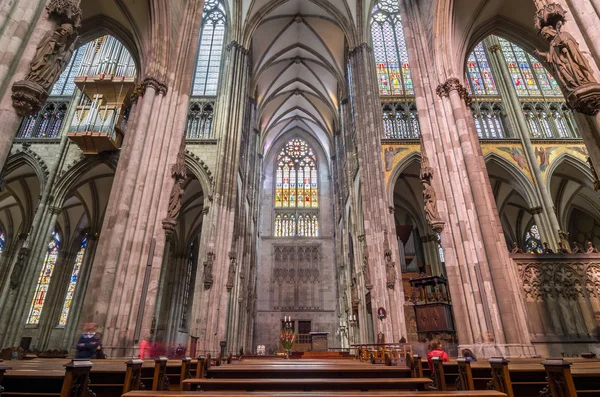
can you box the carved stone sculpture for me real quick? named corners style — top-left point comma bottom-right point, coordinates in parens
top-left (510, 242), bottom-right (525, 254)
top-left (535, 4), bottom-right (600, 115)
top-left (586, 241), bottom-right (599, 254)
top-left (571, 241), bottom-right (584, 253)
top-left (420, 149), bottom-right (444, 233)
top-left (203, 252), bottom-right (215, 290)
top-left (362, 251), bottom-right (373, 291)
top-left (543, 242), bottom-right (554, 254)
top-left (162, 138), bottom-right (187, 237)
top-left (384, 230), bottom-right (397, 289)
top-left (226, 252), bottom-right (236, 292)
top-left (10, 248), bottom-right (30, 289)
top-left (12, 23), bottom-right (78, 116)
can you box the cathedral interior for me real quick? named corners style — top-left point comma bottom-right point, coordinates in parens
top-left (1, 0), bottom-right (600, 360)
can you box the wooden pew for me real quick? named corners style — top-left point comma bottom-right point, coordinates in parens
top-left (122, 359), bottom-right (145, 394)
top-left (152, 357), bottom-right (169, 392)
top-left (431, 357), bottom-right (447, 391)
top-left (204, 364), bottom-right (413, 379)
top-left (407, 354), bottom-right (424, 378)
top-left (179, 358), bottom-right (191, 389)
top-left (123, 391), bottom-right (508, 397)
top-left (0, 360), bottom-right (11, 395)
top-left (181, 377), bottom-right (433, 392)
top-left (456, 358), bottom-right (474, 391)
top-left (2, 359), bottom-right (93, 397)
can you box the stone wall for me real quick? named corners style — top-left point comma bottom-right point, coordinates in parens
top-left (512, 253), bottom-right (600, 356)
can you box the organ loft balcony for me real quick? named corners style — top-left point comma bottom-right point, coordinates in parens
top-left (67, 75), bottom-right (135, 154)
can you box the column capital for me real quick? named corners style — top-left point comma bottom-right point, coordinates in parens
top-left (226, 41), bottom-right (249, 55)
top-left (436, 78), bottom-right (472, 106)
top-left (529, 206), bottom-right (544, 215)
top-left (141, 76), bottom-right (168, 96)
top-left (420, 234), bottom-right (437, 243)
top-left (488, 44), bottom-right (501, 53)
top-left (348, 42), bottom-right (371, 57)
top-left (49, 206), bottom-right (62, 215)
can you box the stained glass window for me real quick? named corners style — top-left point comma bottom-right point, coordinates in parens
top-left (498, 38), bottom-right (562, 97)
top-left (525, 224), bottom-right (543, 254)
top-left (192, 0), bottom-right (226, 96)
top-left (371, 0), bottom-right (413, 96)
top-left (0, 227), bottom-right (5, 253)
top-left (466, 42), bottom-right (498, 95)
top-left (27, 228), bottom-right (61, 325)
top-left (58, 237), bottom-right (87, 326)
top-left (275, 139), bottom-right (319, 209)
top-left (274, 139), bottom-right (319, 237)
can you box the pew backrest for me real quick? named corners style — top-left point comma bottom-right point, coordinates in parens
top-left (541, 359), bottom-right (577, 397)
top-left (123, 359), bottom-right (145, 393)
top-left (152, 357), bottom-right (169, 391)
top-left (430, 357), bottom-right (447, 391)
top-left (488, 357), bottom-right (514, 397)
top-left (456, 358), bottom-right (474, 391)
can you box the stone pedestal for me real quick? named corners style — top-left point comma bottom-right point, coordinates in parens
top-left (309, 332), bottom-right (329, 352)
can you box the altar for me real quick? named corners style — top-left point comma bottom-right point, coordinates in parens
top-left (309, 332), bottom-right (329, 352)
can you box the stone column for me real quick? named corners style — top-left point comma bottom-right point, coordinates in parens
top-left (485, 37), bottom-right (561, 248)
top-left (436, 79), bottom-right (534, 356)
top-left (0, 0), bottom-right (46, 96)
top-left (348, 43), bottom-right (406, 344)
top-left (189, 41), bottom-right (250, 353)
top-left (0, 0), bottom-right (81, 170)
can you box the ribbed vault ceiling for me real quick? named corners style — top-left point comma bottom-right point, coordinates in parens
top-left (247, 0), bottom-right (352, 156)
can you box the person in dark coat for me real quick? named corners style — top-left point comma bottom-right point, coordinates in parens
top-left (75, 322), bottom-right (99, 359)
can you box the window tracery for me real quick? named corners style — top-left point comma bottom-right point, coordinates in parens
top-left (192, 0), bottom-right (226, 96)
top-left (27, 227), bottom-right (61, 325)
top-left (466, 37), bottom-right (579, 139)
top-left (274, 139), bottom-right (319, 237)
top-left (58, 237), bottom-right (87, 326)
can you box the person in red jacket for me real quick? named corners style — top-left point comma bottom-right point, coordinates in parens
top-left (427, 340), bottom-right (449, 371)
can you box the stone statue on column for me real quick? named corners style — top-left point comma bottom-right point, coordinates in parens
top-left (534, 3), bottom-right (600, 115)
top-left (362, 248), bottom-right (373, 291)
top-left (383, 230), bottom-right (397, 289)
top-left (226, 252), bottom-right (236, 292)
top-left (162, 138), bottom-right (187, 238)
top-left (9, 248), bottom-right (30, 289)
top-left (419, 147), bottom-right (445, 233)
top-left (11, 0), bottom-right (81, 117)
top-left (203, 252), bottom-right (215, 290)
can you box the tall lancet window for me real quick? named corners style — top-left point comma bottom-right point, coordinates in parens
top-left (192, 0), bottom-right (226, 96)
top-left (274, 139), bottom-right (319, 237)
top-left (27, 227), bottom-right (61, 325)
top-left (58, 237), bottom-right (87, 326)
top-left (0, 226), bottom-right (5, 253)
top-left (464, 42), bottom-right (507, 139)
top-left (371, 0), bottom-right (413, 96)
top-left (370, 0), bottom-right (419, 139)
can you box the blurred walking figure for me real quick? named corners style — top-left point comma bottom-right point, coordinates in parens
top-left (76, 322), bottom-right (99, 359)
